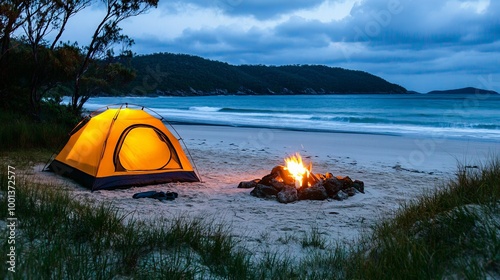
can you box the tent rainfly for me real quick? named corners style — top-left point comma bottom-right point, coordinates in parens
top-left (48, 105), bottom-right (200, 190)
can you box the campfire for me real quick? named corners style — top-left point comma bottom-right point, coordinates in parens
top-left (238, 153), bottom-right (365, 203)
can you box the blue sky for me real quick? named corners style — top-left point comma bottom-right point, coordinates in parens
top-left (61, 0), bottom-right (500, 92)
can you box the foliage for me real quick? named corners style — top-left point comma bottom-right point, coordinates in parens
top-left (0, 0), bottom-right (26, 59)
top-left (71, 0), bottom-right (158, 113)
top-left (345, 158), bottom-right (500, 279)
top-left (0, 107), bottom-right (76, 151)
top-left (0, 0), bottom-right (155, 120)
top-left (13, 0), bottom-right (91, 117)
top-left (0, 41), bottom-right (31, 113)
top-left (0, 169), bottom-right (251, 279)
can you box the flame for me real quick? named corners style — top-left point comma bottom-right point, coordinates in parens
top-left (284, 153), bottom-right (311, 187)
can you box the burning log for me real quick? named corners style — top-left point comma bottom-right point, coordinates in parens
top-left (270, 165), bottom-right (294, 185)
top-left (239, 153), bottom-right (365, 203)
top-left (302, 172), bottom-right (320, 188)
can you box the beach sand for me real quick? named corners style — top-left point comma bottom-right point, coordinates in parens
top-left (34, 125), bottom-right (500, 260)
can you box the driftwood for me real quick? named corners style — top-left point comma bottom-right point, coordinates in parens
top-left (242, 165), bottom-right (365, 203)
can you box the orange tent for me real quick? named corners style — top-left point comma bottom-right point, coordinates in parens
top-left (48, 105), bottom-right (200, 190)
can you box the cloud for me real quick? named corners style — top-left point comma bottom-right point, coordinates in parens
top-left (163, 0), bottom-right (326, 20)
top-left (338, 0), bottom-right (499, 46)
top-left (57, 0), bottom-right (500, 92)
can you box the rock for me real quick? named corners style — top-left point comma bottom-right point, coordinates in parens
top-left (323, 177), bottom-right (342, 197)
top-left (277, 185), bottom-right (298, 204)
top-left (335, 190), bottom-right (348, 201)
top-left (352, 180), bottom-right (365, 194)
top-left (336, 176), bottom-right (353, 190)
top-left (298, 183), bottom-right (328, 200)
top-left (343, 187), bottom-right (356, 196)
top-left (247, 170), bottom-right (364, 202)
top-left (237, 179), bottom-right (260, 189)
top-left (250, 184), bottom-right (279, 198)
top-left (268, 178), bottom-right (286, 192)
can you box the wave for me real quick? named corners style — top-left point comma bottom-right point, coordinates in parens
top-left (80, 95), bottom-right (500, 142)
top-left (189, 106), bottom-right (222, 112)
top-left (308, 115), bottom-right (500, 130)
top-left (219, 107), bottom-right (291, 114)
top-left (152, 109), bottom-right (500, 140)
top-left (187, 106), bottom-right (310, 116)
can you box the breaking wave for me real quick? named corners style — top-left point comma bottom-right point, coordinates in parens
top-left (80, 94), bottom-right (500, 141)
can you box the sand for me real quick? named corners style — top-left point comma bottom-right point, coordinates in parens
top-left (33, 125), bottom-right (500, 260)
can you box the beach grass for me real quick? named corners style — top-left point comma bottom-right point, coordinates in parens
top-left (344, 157), bottom-right (500, 279)
top-left (0, 164), bottom-right (251, 279)
top-left (1, 154), bottom-right (499, 279)
top-left (301, 224), bottom-right (327, 249)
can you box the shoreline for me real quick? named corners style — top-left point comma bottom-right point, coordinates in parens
top-left (169, 121), bottom-right (500, 144)
top-left (173, 124), bottom-right (500, 173)
top-left (35, 124), bottom-right (500, 260)
top-left (81, 94), bottom-right (500, 144)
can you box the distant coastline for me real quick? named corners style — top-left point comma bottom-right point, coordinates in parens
top-left (100, 87), bottom-right (499, 98)
top-left (102, 53), bottom-right (498, 97)
top-left (424, 87), bottom-right (499, 95)
top-left (111, 52), bottom-right (407, 96)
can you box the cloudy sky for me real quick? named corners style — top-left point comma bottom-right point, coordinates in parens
top-left (62, 0), bottom-right (499, 92)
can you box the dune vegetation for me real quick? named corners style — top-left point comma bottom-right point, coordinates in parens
top-left (1, 135), bottom-right (499, 279)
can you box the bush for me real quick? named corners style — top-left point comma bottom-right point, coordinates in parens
top-left (0, 102), bottom-right (78, 151)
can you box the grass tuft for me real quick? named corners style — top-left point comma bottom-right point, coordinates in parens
top-left (301, 225), bottom-right (327, 249)
top-left (0, 111), bottom-right (71, 151)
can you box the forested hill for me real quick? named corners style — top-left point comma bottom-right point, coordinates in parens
top-left (123, 53), bottom-right (407, 96)
top-left (427, 87), bottom-right (499, 95)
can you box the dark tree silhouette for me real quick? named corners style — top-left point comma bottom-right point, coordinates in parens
top-left (21, 0), bottom-right (91, 118)
top-left (71, 0), bottom-right (159, 113)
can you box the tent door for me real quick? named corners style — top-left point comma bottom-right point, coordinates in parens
top-left (114, 125), bottom-right (182, 172)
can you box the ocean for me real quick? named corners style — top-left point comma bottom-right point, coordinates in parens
top-left (81, 93), bottom-right (500, 142)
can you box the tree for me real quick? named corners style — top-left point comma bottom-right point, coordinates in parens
top-left (80, 59), bottom-right (136, 97)
top-left (0, 0), bottom-right (27, 107)
top-left (71, 0), bottom-right (159, 113)
top-left (0, 0), bottom-right (26, 60)
top-left (21, 0), bottom-right (91, 118)
top-left (1, 0), bottom-right (159, 118)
